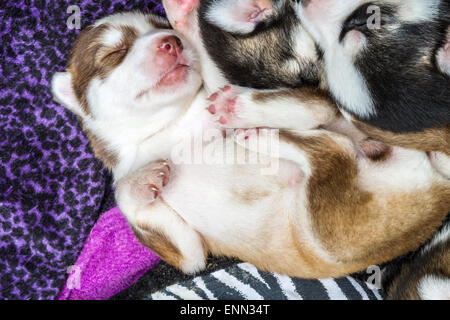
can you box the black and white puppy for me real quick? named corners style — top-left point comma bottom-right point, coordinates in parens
top-left (295, 0), bottom-right (450, 155)
top-left (191, 0), bottom-right (450, 156)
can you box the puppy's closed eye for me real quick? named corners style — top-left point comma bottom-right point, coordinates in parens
top-left (97, 46), bottom-right (128, 64)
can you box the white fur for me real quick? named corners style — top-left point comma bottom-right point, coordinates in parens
top-left (205, 0), bottom-right (261, 34)
top-left (436, 27), bottom-right (450, 75)
top-left (295, 0), bottom-right (377, 119)
top-left (51, 72), bottom-right (81, 116)
top-left (211, 86), bottom-right (337, 130)
top-left (428, 152), bottom-right (450, 179)
top-left (101, 28), bottom-right (123, 47)
top-left (204, 0), bottom-right (283, 35)
top-left (418, 275), bottom-right (450, 300)
top-left (162, 0), bottom-right (228, 93)
top-left (421, 224), bottom-right (450, 255)
top-left (53, 10), bottom-right (449, 276)
top-left (397, 0), bottom-right (440, 23)
top-left (325, 50), bottom-right (376, 119)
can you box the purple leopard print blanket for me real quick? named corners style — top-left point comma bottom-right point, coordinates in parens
top-left (0, 0), bottom-right (163, 300)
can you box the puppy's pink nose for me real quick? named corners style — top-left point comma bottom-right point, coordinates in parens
top-left (158, 36), bottom-right (183, 57)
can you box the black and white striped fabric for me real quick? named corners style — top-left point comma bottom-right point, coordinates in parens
top-left (147, 263), bottom-right (383, 300)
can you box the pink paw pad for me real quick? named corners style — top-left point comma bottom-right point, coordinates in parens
top-left (135, 160), bottom-right (171, 201)
top-left (207, 85), bottom-right (241, 126)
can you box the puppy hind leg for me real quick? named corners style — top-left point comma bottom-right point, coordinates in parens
top-left (131, 200), bottom-right (207, 274)
top-left (115, 162), bottom-right (206, 274)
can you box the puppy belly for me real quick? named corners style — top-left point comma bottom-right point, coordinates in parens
top-left (161, 159), bottom-right (301, 242)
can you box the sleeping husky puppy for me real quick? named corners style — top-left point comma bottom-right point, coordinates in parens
top-left (294, 0), bottom-right (450, 155)
top-left (174, 0), bottom-right (449, 156)
top-left (52, 11), bottom-right (450, 279)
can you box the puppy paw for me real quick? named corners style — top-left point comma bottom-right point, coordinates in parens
top-left (207, 85), bottom-right (248, 128)
top-left (118, 160), bottom-right (171, 206)
top-left (180, 254), bottom-right (207, 275)
top-left (136, 160), bottom-right (170, 201)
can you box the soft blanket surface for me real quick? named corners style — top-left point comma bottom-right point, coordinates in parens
top-left (0, 0), bottom-right (163, 300)
top-left (57, 207), bottom-right (160, 300)
top-left (149, 263), bottom-right (383, 300)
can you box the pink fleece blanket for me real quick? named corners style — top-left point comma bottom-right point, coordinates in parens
top-left (58, 207), bottom-right (160, 300)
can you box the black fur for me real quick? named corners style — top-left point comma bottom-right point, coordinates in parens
top-left (351, 1), bottom-right (450, 133)
top-left (198, 0), bottom-right (449, 134)
top-left (198, 0), bottom-right (320, 89)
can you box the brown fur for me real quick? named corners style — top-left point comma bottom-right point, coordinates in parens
top-left (354, 121), bottom-right (450, 155)
top-left (231, 188), bottom-right (271, 205)
top-left (253, 87), bottom-right (339, 121)
top-left (67, 24), bottom-right (138, 116)
top-left (284, 131), bottom-right (450, 272)
top-left (146, 14), bottom-right (171, 30)
top-left (83, 127), bottom-right (118, 169)
top-left (66, 23), bottom-right (141, 170)
top-left (132, 222), bottom-right (183, 268)
top-left (359, 139), bottom-right (393, 162)
top-left (202, 131), bottom-right (450, 279)
top-left (386, 237), bottom-right (450, 300)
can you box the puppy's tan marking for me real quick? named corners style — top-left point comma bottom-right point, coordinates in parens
top-left (67, 24), bottom-right (139, 115)
top-left (67, 24), bottom-right (109, 115)
top-left (231, 188), bottom-right (271, 205)
top-left (279, 131), bottom-right (450, 273)
top-left (132, 223), bottom-right (182, 268)
top-left (84, 128), bottom-right (118, 169)
top-left (354, 121), bottom-right (450, 155)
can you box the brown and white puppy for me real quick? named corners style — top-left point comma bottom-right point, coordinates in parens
top-left (52, 11), bottom-right (450, 279)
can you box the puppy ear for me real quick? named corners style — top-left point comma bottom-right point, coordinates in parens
top-left (51, 72), bottom-right (85, 117)
top-left (205, 0), bottom-right (275, 34)
top-left (436, 27), bottom-right (450, 76)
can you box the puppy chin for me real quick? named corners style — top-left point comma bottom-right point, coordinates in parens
top-left (144, 69), bottom-right (202, 107)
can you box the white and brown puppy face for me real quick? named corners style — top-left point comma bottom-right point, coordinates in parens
top-left (52, 11), bottom-right (201, 125)
top-left (295, 0), bottom-right (450, 133)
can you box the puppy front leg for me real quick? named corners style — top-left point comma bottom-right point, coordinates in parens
top-left (207, 85), bottom-right (338, 130)
top-left (115, 160), bottom-right (206, 274)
